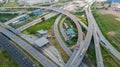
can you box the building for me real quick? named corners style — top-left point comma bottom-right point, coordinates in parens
top-left (111, 2), bottom-right (120, 8)
top-left (32, 9), bottom-right (44, 15)
top-left (96, 0), bottom-right (107, 2)
top-left (104, 3), bottom-right (109, 8)
top-left (66, 28), bottom-right (75, 37)
top-left (34, 37), bottom-right (49, 48)
top-left (108, 2), bottom-right (120, 11)
top-left (18, 0), bottom-right (58, 5)
top-left (11, 20), bottom-right (20, 25)
top-left (37, 29), bottom-right (48, 36)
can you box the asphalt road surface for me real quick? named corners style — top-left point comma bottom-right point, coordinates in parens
top-left (54, 15), bottom-right (72, 56)
top-left (0, 33), bottom-right (35, 67)
top-left (0, 26), bottom-right (57, 67)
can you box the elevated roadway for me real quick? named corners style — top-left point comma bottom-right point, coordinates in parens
top-left (0, 33), bottom-right (35, 67)
top-left (54, 15), bottom-right (72, 56)
top-left (65, 0), bottom-right (99, 67)
top-left (59, 17), bottom-right (68, 41)
top-left (44, 7), bottom-right (84, 44)
top-left (0, 26), bottom-right (57, 67)
top-left (1, 5), bottom-right (104, 67)
top-left (87, 1), bottom-right (120, 61)
top-left (86, 1), bottom-right (104, 67)
top-left (93, 28), bottom-right (104, 67)
top-left (2, 6), bottom-right (85, 59)
top-left (1, 6), bottom-right (84, 44)
top-left (65, 8), bottom-right (93, 67)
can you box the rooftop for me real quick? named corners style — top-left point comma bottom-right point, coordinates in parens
top-left (66, 28), bottom-right (75, 35)
top-left (37, 29), bottom-right (48, 35)
top-left (34, 37), bottom-right (49, 48)
top-left (19, 0), bottom-right (57, 5)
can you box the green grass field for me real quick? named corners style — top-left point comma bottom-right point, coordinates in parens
top-left (23, 15), bottom-right (58, 34)
top-left (0, 3), bottom-right (4, 7)
top-left (100, 45), bottom-right (120, 67)
top-left (93, 11), bottom-right (120, 52)
top-left (0, 14), bottom-right (18, 22)
top-left (0, 50), bottom-right (19, 67)
top-left (74, 12), bottom-right (88, 25)
top-left (86, 39), bottom-right (96, 66)
top-left (4, 2), bottom-right (18, 7)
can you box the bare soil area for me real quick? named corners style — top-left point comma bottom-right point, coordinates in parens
top-left (115, 18), bottom-right (120, 21)
top-left (107, 31), bottom-right (116, 36)
top-left (99, 10), bottom-right (120, 21)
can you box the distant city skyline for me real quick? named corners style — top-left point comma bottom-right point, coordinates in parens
top-left (94, 0), bottom-right (120, 2)
top-left (108, 0), bottom-right (120, 2)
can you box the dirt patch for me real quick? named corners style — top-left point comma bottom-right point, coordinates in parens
top-left (107, 31), bottom-right (116, 36)
top-left (99, 10), bottom-right (109, 15)
top-left (99, 10), bottom-right (120, 18)
top-left (115, 18), bottom-right (120, 21)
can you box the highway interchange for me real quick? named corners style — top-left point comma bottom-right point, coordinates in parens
top-left (0, 0), bottom-right (120, 67)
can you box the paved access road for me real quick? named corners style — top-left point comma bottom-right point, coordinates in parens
top-left (17, 12), bottom-right (58, 31)
top-left (0, 33), bottom-right (35, 67)
top-left (59, 17), bottom-right (68, 41)
top-left (1, 6), bottom-right (84, 46)
top-left (4, 12), bottom-right (32, 25)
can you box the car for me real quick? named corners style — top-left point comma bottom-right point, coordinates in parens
top-left (101, 40), bottom-right (106, 46)
top-left (19, 17), bottom-right (25, 21)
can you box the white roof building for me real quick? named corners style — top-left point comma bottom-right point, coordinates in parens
top-left (37, 30), bottom-right (48, 35)
top-left (18, 0), bottom-right (58, 5)
top-left (111, 2), bottom-right (120, 8)
top-left (34, 37), bottom-right (49, 48)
